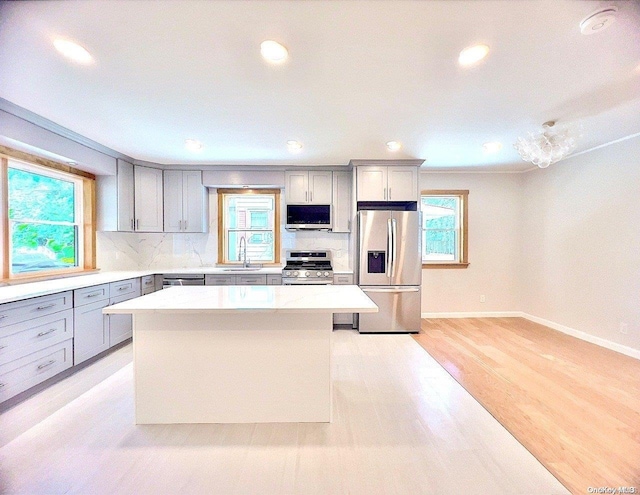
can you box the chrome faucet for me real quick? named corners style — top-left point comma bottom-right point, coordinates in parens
top-left (238, 236), bottom-right (250, 268)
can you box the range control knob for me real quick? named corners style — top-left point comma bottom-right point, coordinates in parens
top-left (293, 271), bottom-right (299, 277)
top-left (305, 271), bottom-right (310, 277)
top-left (324, 271), bottom-right (330, 277)
top-left (316, 271), bottom-right (321, 277)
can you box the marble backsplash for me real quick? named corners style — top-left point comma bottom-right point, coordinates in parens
top-left (97, 230), bottom-right (352, 271)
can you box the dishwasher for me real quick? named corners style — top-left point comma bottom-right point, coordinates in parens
top-left (162, 274), bottom-right (205, 288)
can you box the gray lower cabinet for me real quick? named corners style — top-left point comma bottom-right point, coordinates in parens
top-left (0, 292), bottom-right (74, 404)
top-left (73, 298), bottom-right (110, 365)
top-left (333, 273), bottom-right (355, 327)
top-left (141, 275), bottom-right (156, 295)
top-left (205, 273), bottom-right (282, 285)
top-left (107, 278), bottom-right (141, 347)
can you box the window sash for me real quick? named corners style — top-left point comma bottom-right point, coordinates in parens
top-left (420, 190), bottom-right (468, 266)
top-left (218, 189), bottom-right (280, 265)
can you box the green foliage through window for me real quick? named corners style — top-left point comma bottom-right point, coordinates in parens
top-left (421, 195), bottom-right (461, 262)
top-left (8, 165), bottom-right (80, 274)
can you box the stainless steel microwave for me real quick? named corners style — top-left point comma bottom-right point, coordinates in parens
top-left (285, 204), bottom-right (332, 230)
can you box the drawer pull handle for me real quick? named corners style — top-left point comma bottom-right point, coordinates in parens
top-left (118, 286), bottom-right (128, 291)
top-left (86, 292), bottom-right (102, 298)
top-left (0, 344), bottom-right (7, 350)
top-left (37, 304), bottom-right (56, 311)
top-left (0, 383), bottom-right (5, 388)
top-left (37, 360), bottom-right (56, 370)
top-left (37, 328), bottom-right (56, 337)
top-left (0, 315), bottom-right (6, 320)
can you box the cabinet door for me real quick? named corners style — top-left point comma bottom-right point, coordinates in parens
top-left (182, 171), bottom-right (206, 233)
top-left (285, 171), bottom-right (309, 204)
top-left (332, 171), bottom-right (352, 233)
top-left (387, 167), bottom-right (418, 202)
top-left (163, 170), bottom-right (183, 232)
top-left (117, 159), bottom-right (135, 232)
top-left (135, 166), bottom-right (164, 232)
top-left (332, 273), bottom-right (354, 326)
top-left (73, 299), bottom-right (110, 365)
top-left (308, 171), bottom-right (332, 204)
top-left (356, 167), bottom-right (387, 201)
top-left (108, 293), bottom-right (136, 347)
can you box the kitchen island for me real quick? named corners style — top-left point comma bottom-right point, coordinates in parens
top-left (104, 285), bottom-right (377, 424)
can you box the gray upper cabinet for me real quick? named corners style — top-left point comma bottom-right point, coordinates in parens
top-left (97, 159), bottom-right (135, 232)
top-left (134, 166), bottom-right (164, 232)
top-left (163, 170), bottom-right (207, 233)
top-left (117, 159), bottom-right (135, 231)
top-left (354, 163), bottom-right (421, 202)
top-left (97, 162), bottom-right (163, 232)
top-left (332, 171), bottom-right (352, 233)
top-left (285, 171), bottom-right (332, 204)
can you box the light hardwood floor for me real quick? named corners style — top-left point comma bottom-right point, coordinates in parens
top-left (415, 317), bottom-right (640, 495)
top-left (0, 330), bottom-right (567, 495)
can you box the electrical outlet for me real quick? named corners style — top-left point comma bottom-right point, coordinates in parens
top-left (619, 322), bottom-right (628, 335)
top-left (480, 295), bottom-right (486, 303)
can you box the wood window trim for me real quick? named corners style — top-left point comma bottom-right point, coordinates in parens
top-left (0, 148), bottom-right (97, 282)
top-left (421, 189), bottom-right (469, 269)
top-left (217, 188), bottom-right (281, 265)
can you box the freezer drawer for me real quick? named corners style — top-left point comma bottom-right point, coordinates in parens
top-left (359, 286), bottom-right (421, 333)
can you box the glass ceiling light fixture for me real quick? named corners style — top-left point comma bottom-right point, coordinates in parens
top-left (513, 121), bottom-right (579, 168)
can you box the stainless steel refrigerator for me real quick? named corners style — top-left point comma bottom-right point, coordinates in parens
top-left (358, 209), bottom-right (422, 333)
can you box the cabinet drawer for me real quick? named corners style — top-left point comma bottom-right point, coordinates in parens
top-left (333, 274), bottom-right (354, 285)
top-left (109, 278), bottom-right (141, 298)
top-left (0, 309), bottom-right (73, 363)
top-left (237, 274), bottom-right (267, 285)
top-left (0, 339), bottom-right (73, 403)
top-left (0, 292), bottom-right (72, 329)
top-left (74, 284), bottom-right (110, 306)
top-left (205, 275), bottom-right (236, 285)
top-left (141, 275), bottom-right (155, 290)
top-left (266, 274), bottom-right (282, 285)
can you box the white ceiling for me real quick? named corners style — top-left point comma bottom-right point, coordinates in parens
top-left (1, 0), bottom-right (639, 171)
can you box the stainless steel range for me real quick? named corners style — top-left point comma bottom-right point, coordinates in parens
top-left (282, 250), bottom-right (333, 285)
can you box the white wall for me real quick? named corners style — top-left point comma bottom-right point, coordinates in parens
top-left (520, 137), bottom-right (640, 352)
top-left (420, 172), bottom-right (523, 314)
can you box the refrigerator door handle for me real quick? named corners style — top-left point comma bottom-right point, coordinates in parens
top-left (386, 218), bottom-right (392, 278)
top-left (391, 218), bottom-right (398, 279)
top-left (362, 287), bottom-right (420, 293)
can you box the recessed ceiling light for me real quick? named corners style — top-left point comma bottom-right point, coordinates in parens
top-left (185, 139), bottom-right (203, 151)
top-left (261, 40), bottom-right (288, 63)
top-left (580, 8), bottom-right (617, 35)
top-left (287, 140), bottom-right (303, 153)
top-left (386, 141), bottom-right (402, 152)
top-left (53, 38), bottom-right (93, 64)
top-left (483, 142), bottom-right (503, 154)
top-left (458, 44), bottom-right (489, 67)
top-left (67, 161), bottom-right (78, 166)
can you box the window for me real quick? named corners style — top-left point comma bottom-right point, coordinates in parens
top-left (1, 152), bottom-right (96, 280)
top-left (217, 189), bottom-right (280, 264)
top-left (421, 190), bottom-right (468, 268)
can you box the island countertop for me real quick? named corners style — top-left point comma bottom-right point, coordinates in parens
top-left (103, 284), bottom-right (378, 315)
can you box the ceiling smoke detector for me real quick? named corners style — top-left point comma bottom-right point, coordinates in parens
top-left (580, 7), bottom-right (617, 35)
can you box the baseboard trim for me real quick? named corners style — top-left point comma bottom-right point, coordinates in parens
top-left (421, 311), bottom-right (640, 361)
top-left (422, 311), bottom-right (521, 318)
top-left (520, 313), bottom-right (640, 361)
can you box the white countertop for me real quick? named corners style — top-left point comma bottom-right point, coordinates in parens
top-left (0, 266), bottom-right (285, 305)
top-left (104, 285), bottom-right (378, 314)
